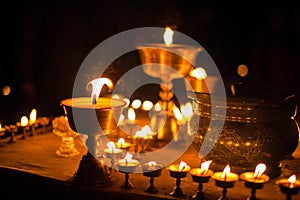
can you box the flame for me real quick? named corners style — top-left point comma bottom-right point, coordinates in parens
top-left (142, 100), bottom-right (153, 111)
top-left (201, 160), bottom-right (212, 174)
top-left (179, 161), bottom-right (188, 171)
top-left (173, 106), bottom-right (183, 121)
top-left (87, 78), bottom-right (113, 104)
top-left (131, 99), bottom-right (142, 109)
top-left (190, 67), bottom-right (207, 79)
top-left (154, 103), bottom-right (162, 112)
top-left (148, 161), bottom-right (157, 168)
top-left (117, 138), bottom-right (125, 146)
top-left (29, 108), bottom-right (37, 125)
top-left (142, 125), bottom-right (152, 136)
top-left (181, 102), bottom-right (193, 119)
top-left (221, 164), bottom-right (231, 179)
top-left (254, 163), bottom-right (266, 178)
top-left (288, 175), bottom-right (296, 185)
top-left (128, 107), bottom-right (136, 122)
top-left (107, 141), bottom-right (116, 151)
top-left (0, 123), bottom-right (2, 130)
top-left (124, 152), bottom-right (133, 161)
top-left (164, 27), bottom-right (174, 46)
top-left (21, 116), bottom-right (29, 127)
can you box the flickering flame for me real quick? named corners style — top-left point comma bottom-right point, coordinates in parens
top-left (189, 67), bottom-right (207, 79)
top-left (222, 164), bottom-right (231, 179)
top-left (154, 103), bottom-right (162, 112)
top-left (201, 160), bottom-right (212, 174)
top-left (142, 125), bottom-right (152, 136)
top-left (117, 138), bottom-right (125, 146)
top-left (0, 123), bottom-right (2, 130)
top-left (179, 161), bottom-right (188, 171)
top-left (87, 78), bottom-right (113, 104)
top-left (107, 141), bottom-right (116, 152)
top-left (164, 27), bottom-right (174, 46)
top-left (173, 106), bottom-right (183, 121)
top-left (288, 175), bottom-right (296, 186)
top-left (131, 99), bottom-right (142, 109)
top-left (254, 163), bottom-right (266, 178)
top-left (29, 108), bottom-right (37, 125)
top-left (128, 107), bottom-right (136, 122)
top-left (181, 102), bottom-right (193, 119)
top-left (124, 152), bottom-right (133, 161)
top-left (148, 161), bottom-right (157, 168)
top-left (142, 100), bottom-right (153, 111)
top-left (135, 129), bottom-right (146, 138)
top-left (21, 116), bottom-right (29, 127)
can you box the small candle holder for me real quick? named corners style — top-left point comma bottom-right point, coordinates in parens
top-left (189, 168), bottom-right (214, 200)
top-left (240, 163), bottom-right (270, 200)
top-left (5, 125), bottom-right (18, 143)
top-left (117, 154), bottom-right (139, 189)
top-left (17, 123), bottom-right (30, 139)
top-left (115, 138), bottom-right (132, 152)
top-left (212, 165), bottom-right (239, 200)
top-left (167, 161), bottom-right (191, 198)
top-left (104, 143), bottom-right (123, 171)
top-left (276, 175), bottom-right (300, 200)
top-left (142, 162), bottom-right (164, 193)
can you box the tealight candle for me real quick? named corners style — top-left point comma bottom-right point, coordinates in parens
top-left (189, 160), bottom-right (213, 200)
top-left (29, 108), bottom-right (38, 136)
top-left (117, 152), bottom-right (139, 189)
top-left (0, 123), bottom-right (6, 137)
top-left (240, 163), bottom-right (270, 200)
top-left (104, 141), bottom-right (122, 170)
top-left (142, 161), bottom-right (164, 193)
top-left (276, 174), bottom-right (300, 200)
top-left (212, 164), bottom-right (239, 200)
top-left (115, 138), bottom-right (132, 151)
top-left (17, 116), bottom-right (30, 139)
top-left (167, 161), bottom-right (191, 198)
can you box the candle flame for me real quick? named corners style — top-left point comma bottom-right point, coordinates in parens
top-left (0, 123), bottom-right (2, 130)
top-left (254, 163), bottom-right (266, 178)
top-left (288, 175), bottom-right (296, 185)
top-left (21, 116), bottom-right (29, 127)
top-left (128, 107), bottom-right (136, 121)
top-left (131, 99), bottom-right (142, 109)
top-left (124, 152), bottom-right (133, 161)
top-left (222, 164), bottom-right (231, 179)
top-left (154, 103), bottom-right (162, 112)
top-left (181, 102), bottom-right (193, 118)
top-left (29, 108), bottom-right (37, 124)
top-left (148, 161), bottom-right (157, 168)
top-left (107, 141), bottom-right (116, 151)
top-left (142, 100), bottom-right (153, 111)
top-left (179, 161), bottom-right (188, 171)
top-left (117, 138), bottom-right (125, 145)
top-left (164, 27), bottom-right (174, 46)
top-left (189, 67), bottom-right (207, 79)
top-left (87, 78), bottom-right (113, 104)
top-left (201, 160), bottom-right (212, 174)
top-left (173, 105), bottom-right (183, 121)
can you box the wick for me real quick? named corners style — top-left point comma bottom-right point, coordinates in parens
top-left (201, 170), bottom-right (205, 176)
top-left (180, 166), bottom-right (185, 172)
top-left (92, 94), bottom-right (97, 104)
top-left (288, 182), bottom-right (293, 188)
top-left (224, 173), bottom-right (227, 181)
top-left (125, 159), bottom-right (128, 166)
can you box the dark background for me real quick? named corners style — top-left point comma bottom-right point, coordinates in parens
top-left (0, 0), bottom-right (300, 124)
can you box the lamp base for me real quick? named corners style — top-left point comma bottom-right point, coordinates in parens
top-left (69, 152), bottom-right (114, 188)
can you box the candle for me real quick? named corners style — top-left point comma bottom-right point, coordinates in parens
top-left (0, 123), bottom-right (6, 137)
top-left (29, 108), bottom-right (37, 125)
top-left (276, 174), bottom-right (300, 199)
top-left (117, 152), bottom-right (139, 173)
top-left (115, 137), bottom-right (132, 151)
top-left (104, 141), bottom-right (122, 159)
top-left (142, 161), bottom-right (164, 177)
top-left (189, 160), bottom-right (213, 181)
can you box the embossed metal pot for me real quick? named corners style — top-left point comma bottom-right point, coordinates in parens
top-left (189, 85), bottom-right (299, 178)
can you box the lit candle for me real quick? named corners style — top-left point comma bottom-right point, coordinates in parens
top-left (142, 161), bottom-right (164, 177)
top-left (276, 174), bottom-right (300, 199)
top-left (20, 116), bottom-right (29, 127)
top-left (0, 123), bottom-right (6, 136)
top-left (117, 152), bottom-right (139, 173)
top-left (29, 108), bottom-right (37, 125)
top-left (104, 141), bottom-right (122, 159)
top-left (87, 77), bottom-right (113, 104)
top-left (115, 137), bottom-right (132, 151)
top-left (212, 164), bottom-right (239, 186)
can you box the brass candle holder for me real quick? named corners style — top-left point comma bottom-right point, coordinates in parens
top-left (104, 141), bottom-right (123, 171)
top-left (17, 116), bottom-right (30, 139)
top-left (212, 164), bottom-right (239, 200)
top-left (239, 163), bottom-right (270, 200)
top-left (5, 125), bottom-right (18, 143)
top-left (276, 175), bottom-right (300, 200)
top-left (117, 153), bottom-right (139, 189)
top-left (142, 161), bottom-right (164, 193)
top-left (167, 161), bottom-right (191, 198)
top-left (115, 137), bottom-right (132, 152)
top-left (189, 160), bottom-right (213, 200)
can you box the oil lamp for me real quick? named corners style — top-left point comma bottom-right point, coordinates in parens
top-left (0, 123), bottom-right (6, 137)
top-left (142, 161), bottom-right (164, 193)
top-left (240, 163), bottom-right (270, 200)
top-left (276, 174), bottom-right (300, 200)
top-left (29, 108), bottom-right (38, 136)
top-left (117, 152), bottom-right (139, 189)
top-left (189, 160), bottom-right (213, 200)
top-left (104, 141), bottom-right (122, 170)
top-left (167, 161), bottom-right (191, 198)
top-left (60, 77), bottom-right (126, 187)
top-left (212, 164), bottom-right (239, 200)
top-left (115, 137), bottom-right (132, 151)
top-left (137, 26), bottom-right (202, 142)
top-left (17, 116), bottom-right (29, 139)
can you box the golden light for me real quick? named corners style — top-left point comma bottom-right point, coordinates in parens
top-left (148, 161), bottom-right (157, 168)
top-left (181, 102), bottom-right (193, 119)
top-left (142, 100), bottom-right (153, 111)
top-left (189, 67), bottom-right (207, 79)
top-left (221, 164), bottom-right (231, 179)
top-left (128, 107), bottom-right (136, 122)
top-left (254, 163), bottom-right (266, 178)
top-left (201, 160), bottom-right (212, 174)
top-left (117, 138), bottom-right (125, 146)
top-left (142, 125), bottom-right (152, 135)
top-left (135, 129), bottom-right (146, 138)
top-left (21, 116), bottom-right (29, 127)
top-left (173, 106), bottom-right (183, 121)
top-left (2, 85), bottom-right (11, 96)
top-left (29, 108), bottom-right (37, 125)
top-left (87, 78), bottom-right (113, 104)
top-left (179, 161), bottom-right (188, 172)
top-left (107, 141), bottom-right (116, 151)
top-left (0, 123), bottom-right (2, 130)
top-left (237, 64), bottom-right (248, 77)
top-left (112, 94), bottom-right (120, 99)
top-left (123, 98), bottom-right (130, 107)
top-left (154, 103), bottom-right (162, 112)
top-left (124, 152), bottom-right (133, 161)
top-left (163, 26), bottom-right (174, 47)
top-left (288, 175), bottom-right (296, 187)
top-left (131, 99), bottom-right (142, 109)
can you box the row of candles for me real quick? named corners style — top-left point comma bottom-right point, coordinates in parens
top-left (0, 108), bottom-right (50, 143)
top-left (104, 139), bottom-right (300, 200)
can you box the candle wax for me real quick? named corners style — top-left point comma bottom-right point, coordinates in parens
top-left (61, 97), bottom-right (126, 109)
top-left (167, 164), bottom-right (191, 172)
top-left (190, 168), bottom-right (214, 177)
top-left (240, 172), bottom-right (270, 183)
top-left (212, 172), bottom-right (239, 182)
